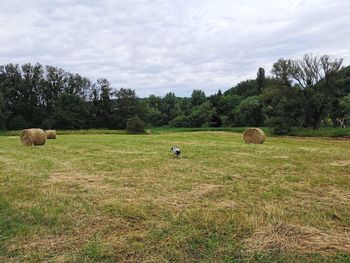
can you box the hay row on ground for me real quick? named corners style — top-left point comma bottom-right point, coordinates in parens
top-left (20, 128), bottom-right (46, 146)
top-left (244, 223), bottom-right (350, 253)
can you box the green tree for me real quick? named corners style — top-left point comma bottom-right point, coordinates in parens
top-left (170, 115), bottom-right (190, 127)
top-left (235, 96), bottom-right (265, 126)
top-left (0, 92), bottom-right (6, 129)
top-left (272, 54), bottom-right (343, 129)
top-left (338, 95), bottom-right (350, 127)
top-left (191, 89), bottom-right (206, 107)
top-left (126, 115), bottom-right (145, 134)
top-left (271, 58), bottom-right (293, 86)
top-left (53, 94), bottom-right (89, 129)
top-left (256, 67), bottom-right (266, 93)
top-left (113, 88), bottom-right (142, 129)
top-left (64, 73), bottom-right (91, 99)
top-left (217, 94), bottom-right (242, 126)
top-left (262, 82), bottom-right (304, 134)
top-left (43, 66), bottom-right (66, 114)
top-left (91, 78), bottom-right (113, 128)
top-left (144, 95), bottom-right (165, 126)
top-left (161, 92), bottom-right (180, 124)
top-left (224, 80), bottom-right (259, 98)
top-left (187, 101), bottom-right (214, 127)
top-left (21, 63), bottom-right (46, 126)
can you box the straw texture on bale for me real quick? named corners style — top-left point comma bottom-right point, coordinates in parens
top-left (46, 130), bottom-right (57, 139)
top-left (20, 129), bottom-right (46, 146)
top-left (243, 128), bottom-right (265, 144)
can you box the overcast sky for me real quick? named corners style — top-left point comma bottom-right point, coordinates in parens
top-left (0, 0), bottom-right (349, 97)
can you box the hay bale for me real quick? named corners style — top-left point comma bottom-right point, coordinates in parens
top-left (20, 128), bottom-right (46, 146)
top-left (243, 128), bottom-right (265, 144)
top-left (46, 130), bottom-right (57, 139)
top-left (146, 129), bottom-right (152, 135)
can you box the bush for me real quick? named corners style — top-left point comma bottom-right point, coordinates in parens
top-left (126, 116), bottom-right (146, 134)
top-left (170, 115), bottom-right (189, 127)
top-left (267, 117), bottom-right (291, 135)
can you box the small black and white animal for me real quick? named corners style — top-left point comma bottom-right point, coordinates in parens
top-left (171, 147), bottom-right (181, 157)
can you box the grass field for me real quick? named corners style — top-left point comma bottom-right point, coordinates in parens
top-left (1, 132), bottom-right (350, 262)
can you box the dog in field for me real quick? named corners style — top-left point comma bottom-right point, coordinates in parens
top-left (171, 147), bottom-right (181, 158)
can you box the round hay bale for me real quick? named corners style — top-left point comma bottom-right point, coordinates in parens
top-left (243, 128), bottom-right (265, 144)
top-left (46, 130), bottom-right (57, 139)
top-left (20, 128), bottom-right (46, 146)
top-left (146, 129), bottom-right (152, 135)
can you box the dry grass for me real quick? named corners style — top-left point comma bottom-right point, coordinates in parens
top-left (0, 131), bottom-right (350, 262)
top-left (245, 223), bottom-right (350, 253)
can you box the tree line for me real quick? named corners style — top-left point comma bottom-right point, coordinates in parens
top-left (0, 53), bottom-right (349, 134)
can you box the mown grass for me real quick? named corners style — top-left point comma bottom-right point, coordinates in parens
top-left (0, 132), bottom-right (350, 262)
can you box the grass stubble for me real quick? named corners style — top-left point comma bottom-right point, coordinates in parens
top-left (0, 132), bottom-right (349, 262)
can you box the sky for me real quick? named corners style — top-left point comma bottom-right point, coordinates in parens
top-left (0, 0), bottom-right (349, 97)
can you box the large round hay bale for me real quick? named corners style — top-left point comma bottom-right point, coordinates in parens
top-left (20, 129), bottom-right (46, 146)
top-left (46, 130), bottom-right (57, 139)
top-left (243, 128), bottom-right (265, 144)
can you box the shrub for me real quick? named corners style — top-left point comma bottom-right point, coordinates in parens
top-left (126, 116), bottom-right (145, 134)
top-left (170, 115), bottom-right (189, 128)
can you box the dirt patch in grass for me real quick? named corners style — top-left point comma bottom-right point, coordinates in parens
top-left (245, 223), bottom-right (350, 254)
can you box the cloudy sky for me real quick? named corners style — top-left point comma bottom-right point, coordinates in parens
top-left (0, 0), bottom-right (349, 97)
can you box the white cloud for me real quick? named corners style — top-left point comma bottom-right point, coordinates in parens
top-left (0, 0), bottom-right (349, 96)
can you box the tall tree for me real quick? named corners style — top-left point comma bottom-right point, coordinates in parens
top-left (53, 94), bottom-right (89, 129)
top-left (161, 92), bottom-right (179, 124)
top-left (271, 58), bottom-right (293, 87)
top-left (262, 81), bottom-right (304, 134)
top-left (42, 66), bottom-right (66, 115)
top-left (64, 73), bottom-right (91, 100)
top-left (256, 67), bottom-right (266, 93)
top-left (235, 96), bottom-right (265, 127)
top-left (190, 89), bottom-right (206, 107)
top-left (0, 91), bottom-right (6, 130)
top-left (94, 78), bottom-right (113, 128)
top-left (112, 88), bottom-right (141, 129)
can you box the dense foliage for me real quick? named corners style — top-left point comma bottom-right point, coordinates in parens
top-left (0, 54), bottom-right (349, 134)
top-left (126, 115), bottom-right (146, 134)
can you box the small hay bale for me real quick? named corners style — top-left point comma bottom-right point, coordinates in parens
top-left (243, 128), bottom-right (265, 144)
top-left (20, 128), bottom-right (46, 146)
top-left (46, 130), bottom-right (57, 139)
top-left (146, 129), bottom-right (152, 135)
